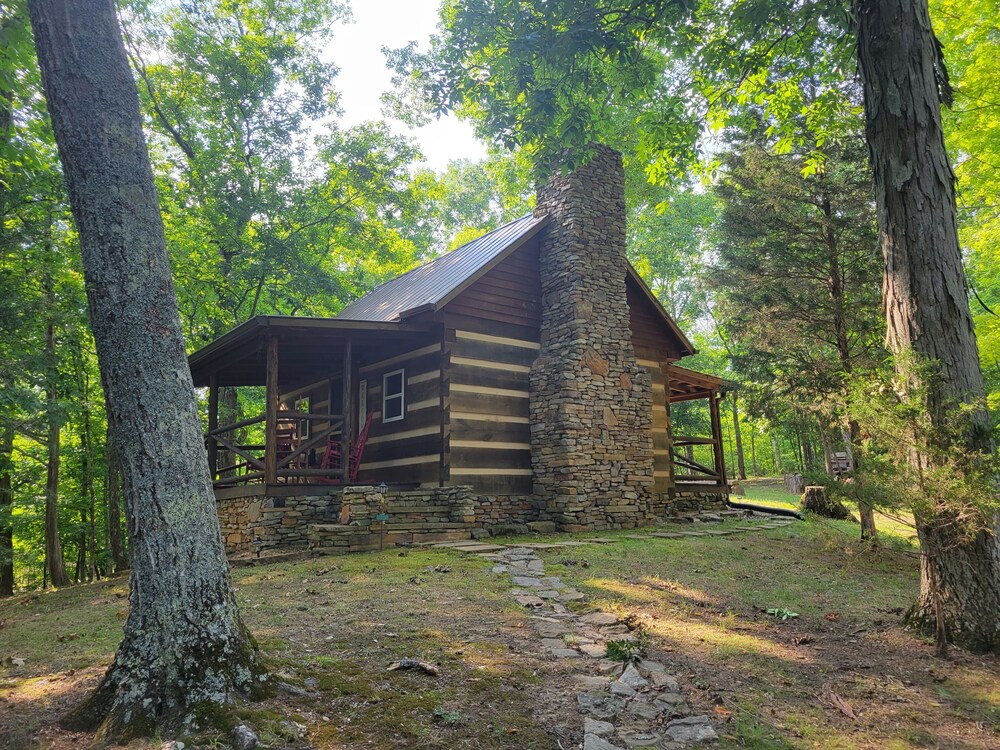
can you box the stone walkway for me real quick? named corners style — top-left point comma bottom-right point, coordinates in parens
top-left (427, 511), bottom-right (795, 748)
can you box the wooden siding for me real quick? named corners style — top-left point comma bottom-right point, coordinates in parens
top-left (443, 314), bottom-right (539, 495)
top-left (628, 277), bottom-right (687, 363)
top-left (355, 338), bottom-right (444, 487)
top-left (442, 236), bottom-right (542, 327)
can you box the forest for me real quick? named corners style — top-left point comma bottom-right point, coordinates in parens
top-left (1, 0), bottom-right (999, 744)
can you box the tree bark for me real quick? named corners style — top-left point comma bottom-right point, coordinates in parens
top-left (731, 392), bottom-right (747, 481)
top-left (0, 424), bottom-right (14, 596)
top-left (45, 320), bottom-right (70, 588)
top-left (104, 428), bottom-right (128, 573)
top-left (856, 0), bottom-right (1000, 651)
top-left (29, 0), bottom-right (266, 738)
top-left (770, 433), bottom-right (783, 474)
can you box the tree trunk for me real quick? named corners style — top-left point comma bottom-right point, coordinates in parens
top-left (0, 424), bottom-right (14, 596)
top-left (749, 430), bottom-right (758, 476)
top-left (731, 392), bottom-right (747, 480)
top-left (818, 421), bottom-right (834, 477)
top-left (29, 0), bottom-right (266, 739)
top-left (45, 321), bottom-right (70, 588)
top-left (856, 0), bottom-right (1000, 651)
top-left (801, 484), bottom-right (852, 520)
top-left (770, 433), bottom-right (783, 474)
top-left (105, 429), bottom-right (128, 573)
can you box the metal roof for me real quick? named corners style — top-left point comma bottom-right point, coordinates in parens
top-left (336, 213), bottom-right (547, 322)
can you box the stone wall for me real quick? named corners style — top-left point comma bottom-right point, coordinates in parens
top-left (218, 490), bottom-right (341, 555)
top-left (473, 494), bottom-right (539, 528)
top-left (654, 488), bottom-right (728, 517)
top-left (530, 145), bottom-right (655, 531)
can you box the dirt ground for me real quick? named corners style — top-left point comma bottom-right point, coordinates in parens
top-left (2, 514), bottom-right (999, 749)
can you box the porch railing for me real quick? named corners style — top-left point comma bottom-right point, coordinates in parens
top-left (207, 412), bottom-right (345, 487)
top-left (671, 435), bottom-right (725, 485)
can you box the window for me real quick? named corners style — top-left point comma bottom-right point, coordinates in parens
top-left (382, 369), bottom-right (404, 423)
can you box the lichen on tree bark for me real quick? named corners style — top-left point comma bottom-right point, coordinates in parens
top-left (28, 0), bottom-right (268, 737)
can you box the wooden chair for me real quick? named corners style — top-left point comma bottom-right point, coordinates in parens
top-left (317, 412), bottom-right (373, 484)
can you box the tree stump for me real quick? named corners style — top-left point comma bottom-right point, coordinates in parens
top-left (784, 473), bottom-right (804, 495)
top-left (800, 485), bottom-right (851, 520)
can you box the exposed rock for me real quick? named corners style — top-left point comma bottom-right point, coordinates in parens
top-left (584, 718), bottom-right (615, 737)
top-left (664, 716), bottom-right (718, 743)
top-left (584, 734), bottom-right (626, 750)
top-left (577, 692), bottom-right (625, 720)
top-left (616, 729), bottom-right (662, 748)
top-left (580, 612), bottom-right (619, 626)
top-left (618, 664), bottom-right (650, 689)
top-left (231, 724), bottom-right (259, 750)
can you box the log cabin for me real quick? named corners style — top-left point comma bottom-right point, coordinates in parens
top-left (188, 146), bottom-right (729, 555)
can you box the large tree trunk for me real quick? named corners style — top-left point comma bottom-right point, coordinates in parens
top-left (731, 392), bottom-right (747, 480)
top-left (104, 429), bottom-right (128, 573)
top-left (0, 424), bottom-right (14, 596)
top-left (45, 321), bottom-right (71, 588)
top-left (29, 0), bottom-right (266, 739)
top-left (856, 0), bottom-right (1000, 652)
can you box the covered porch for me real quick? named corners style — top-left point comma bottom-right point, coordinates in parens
top-left (665, 364), bottom-right (728, 496)
top-left (189, 316), bottom-right (435, 492)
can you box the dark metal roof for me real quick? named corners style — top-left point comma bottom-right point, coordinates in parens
top-left (336, 213), bottom-right (547, 322)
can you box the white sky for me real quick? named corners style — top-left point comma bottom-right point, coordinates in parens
top-left (327, 0), bottom-right (487, 171)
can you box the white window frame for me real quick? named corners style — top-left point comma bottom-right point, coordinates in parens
top-left (382, 368), bottom-right (405, 423)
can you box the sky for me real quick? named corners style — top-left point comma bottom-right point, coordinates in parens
top-left (327, 0), bottom-right (487, 171)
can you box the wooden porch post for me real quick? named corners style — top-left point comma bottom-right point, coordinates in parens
top-left (341, 336), bottom-right (353, 484)
top-left (207, 374), bottom-right (219, 480)
top-left (264, 335), bottom-right (279, 485)
top-left (709, 391), bottom-right (727, 487)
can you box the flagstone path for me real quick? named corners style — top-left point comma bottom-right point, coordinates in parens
top-left (425, 510), bottom-right (796, 748)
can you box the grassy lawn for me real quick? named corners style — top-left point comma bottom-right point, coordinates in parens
top-left (1, 487), bottom-right (998, 749)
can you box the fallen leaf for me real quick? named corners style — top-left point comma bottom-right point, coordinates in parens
top-left (828, 691), bottom-right (857, 720)
top-left (825, 612), bottom-right (840, 621)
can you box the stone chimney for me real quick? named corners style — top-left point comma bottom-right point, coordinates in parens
top-left (529, 145), bottom-right (655, 531)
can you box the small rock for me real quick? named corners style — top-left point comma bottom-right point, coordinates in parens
top-left (558, 589), bottom-right (587, 601)
top-left (618, 664), bottom-right (650, 689)
top-left (584, 734), bottom-right (626, 750)
top-left (232, 724), bottom-right (259, 750)
top-left (664, 716), bottom-right (718, 743)
top-left (553, 648), bottom-right (582, 659)
top-left (514, 594), bottom-right (546, 608)
top-left (533, 620), bottom-right (570, 638)
top-left (610, 682), bottom-right (637, 697)
top-left (648, 672), bottom-right (680, 691)
top-left (492, 565), bottom-right (510, 574)
top-left (541, 638), bottom-right (567, 649)
top-left (627, 698), bottom-right (666, 721)
top-left (513, 576), bottom-right (543, 587)
top-left (578, 643), bottom-right (607, 658)
top-left (580, 612), bottom-right (619, 626)
top-left (537, 589), bottom-right (562, 599)
top-left (617, 730), bottom-right (662, 748)
top-left (584, 718), bottom-right (615, 737)
top-left (577, 692), bottom-right (625, 720)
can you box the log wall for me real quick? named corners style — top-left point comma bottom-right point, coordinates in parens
top-left (354, 337), bottom-right (444, 486)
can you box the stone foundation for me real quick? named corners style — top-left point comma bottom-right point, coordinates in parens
top-left (530, 146), bottom-right (655, 531)
top-left (218, 490), bottom-right (341, 555)
top-left (218, 482), bottom-right (729, 557)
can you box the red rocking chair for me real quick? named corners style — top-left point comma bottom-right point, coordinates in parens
top-left (317, 411), bottom-right (373, 484)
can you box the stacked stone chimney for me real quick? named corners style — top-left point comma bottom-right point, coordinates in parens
top-left (529, 145), bottom-right (655, 531)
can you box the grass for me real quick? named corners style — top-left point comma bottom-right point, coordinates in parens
top-left (1, 485), bottom-right (998, 749)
